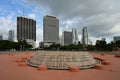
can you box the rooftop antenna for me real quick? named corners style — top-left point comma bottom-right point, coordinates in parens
top-left (22, 8), bottom-right (24, 17)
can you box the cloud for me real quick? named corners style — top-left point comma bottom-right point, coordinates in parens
top-left (0, 12), bottom-right (16, 40)
top-left (36, 27), bottom-right (43, 40)
top-left (25, 0), bottom-right (120, 43)
top-left (28, 13), bottom-right (36, 19)
top-left (36, 27), bottom-right (43, 47)
top-left (25, 0), bottom-right (120, 18)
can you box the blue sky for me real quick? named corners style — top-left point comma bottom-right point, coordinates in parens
top-left (1, 0), bottom-right (120, 46)
top-left (0, 0), bottom-right (45, 47)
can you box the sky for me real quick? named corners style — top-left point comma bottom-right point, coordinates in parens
top-left (0, 0), bottom-right (120, 47)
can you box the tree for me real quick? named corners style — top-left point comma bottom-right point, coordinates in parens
top-left (77, 41), bottom-right (83, 50)
top-left (43, 43), bottom-right (60, 50)
top-left (106, 41), bottom-right (114, 51)
top-left (0, 40), bottom-right (32, 51)
top-left (18, 40), bottom-right (33, 50)
top-left (95, 40), bottom-right (107, 51)
top-left (86, 45), bottom-right (95, 51)
top-left (114, 40), bottom-right (120, 48)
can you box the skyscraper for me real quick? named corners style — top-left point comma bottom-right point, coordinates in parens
top-left (43, 15), bottom-right (59, 44)
top-left (81, 27), bottom-right (89, 45)
top-left (17, 16), bottom-right (36, 48)
top-left (114, 36), bottom-right (120, 42)
top-left (101, 38), bottom-right (106, 41)
top-left (8, 30), bottom-right (14, 41)
top-left (61, 31), bottom-right (73, 46)
top-left (0, 34), bottom-right (2, 40)
top-left (72, 28), bottom-right (78, 44)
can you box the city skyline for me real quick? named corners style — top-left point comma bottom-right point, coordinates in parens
top-left (0, 0), bottom-right (120, 47)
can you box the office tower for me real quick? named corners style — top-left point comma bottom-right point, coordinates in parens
top-left (72, 28), bottom-right (78, 44)
top-left (43, 15), bottom-right (59, 44)
top-left (101, 38), bottom-right (106, 41)
top-left (114, 36), bottom-right (120, 42)
top-left (0, 34), bottom-right (2, 40)
top-left (8, 30), bottom-right (14, 41)
top-left (81, 27), bottom-right (89, 45)
top-left (17, 16), bottom-right (36, 48)
top-left (61, 31), bottom-right (73, 46)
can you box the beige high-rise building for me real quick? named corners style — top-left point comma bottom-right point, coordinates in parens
top-left (81, 27), bottom-right (89, 45)
top-left (43, 15), bottom-right (59, 44)
top-left (72, 28), bottom-right (78, 44)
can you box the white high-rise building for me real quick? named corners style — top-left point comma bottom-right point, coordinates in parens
top-left (8, 30), bottom-right (14, 41)
top-left (81, 27), bottom-right (89, 45)
top-left (43, 15), bottom-right (59, 45)
top-left (72, 28), bottom-right (78, 44)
